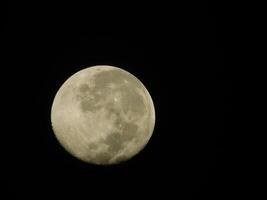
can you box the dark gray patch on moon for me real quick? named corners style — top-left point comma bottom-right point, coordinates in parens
top-left (102, 122), bottom-right (138, 154)
top-left (94, 152), bottom-right (111, 164)
top-left (88, 142), bottom-right (98, 150)
top-left (120, 87), bottom-right (146, 116)
top-left (121, 123), bottom-right (138, 141)
top-left (94, 69), bottom-right (147, 117)
top-left (76, 69), bottom-right (147, 117)
top-left (105, 102), bottom-right (121, 118)
top-left (78, 84), bottom-right (90, 93)
top-left (104, 132), bottom-right (123, 153)
top-left (80, 100), bottom-right (103, 113)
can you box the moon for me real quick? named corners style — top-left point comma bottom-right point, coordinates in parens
top-left (51, 65), bottom-right (155, 165)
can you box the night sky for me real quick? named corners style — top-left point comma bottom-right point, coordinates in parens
top-left (3, 2), bottom-right (231, 199)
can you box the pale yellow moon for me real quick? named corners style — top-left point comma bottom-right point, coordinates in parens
top-left (51, 65), bottom-right (155, 165)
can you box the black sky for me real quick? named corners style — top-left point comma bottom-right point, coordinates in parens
top-left (3, 2), bottom-right (231, 200)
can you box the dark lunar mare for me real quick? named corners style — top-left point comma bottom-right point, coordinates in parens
top-left (77, 69), bottom-right (147, 163)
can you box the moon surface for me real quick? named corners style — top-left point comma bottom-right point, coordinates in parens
top-left (51, 65), bottom-right (155, 165)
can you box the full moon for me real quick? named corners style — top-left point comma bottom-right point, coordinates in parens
top-left (51, 65), bottom-right (155, 165)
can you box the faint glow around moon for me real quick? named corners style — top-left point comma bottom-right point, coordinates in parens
top-left (51, 65), bottom-right (155, 165)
